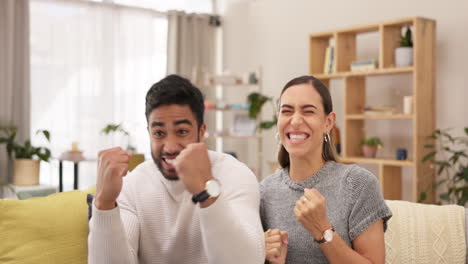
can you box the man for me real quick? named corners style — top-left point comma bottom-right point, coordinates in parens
top-left (88, 75), bottom-right (264, 263)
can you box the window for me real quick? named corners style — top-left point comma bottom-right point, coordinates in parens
top-left (115, 0), bottom-right (213, 13)
top-left (30, 0), bottom-right (168, 189)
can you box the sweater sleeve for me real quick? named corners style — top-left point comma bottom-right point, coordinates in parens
top-left (347, 166), bottom-right (393, 241)
top-left (88, 190), bottom-right (140, 264)
top-left (198, 160), bottom-right (265, 264)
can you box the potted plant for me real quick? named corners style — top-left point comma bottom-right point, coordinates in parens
top-left (360, 137), bottom-right (383, 158)
top-left (0, 125), bottom-right (51, 186)
top-left (419, 127), bottom-right (468, 205)
top-left (101, 123), bottom-right (144, 171)
top-left (247, 92), bottom-right (277, 130)
top-left (395, 27), bottom-right (413, 67)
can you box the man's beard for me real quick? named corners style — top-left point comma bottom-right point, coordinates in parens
top-left (152, 151), bottom-right (179, 181)
top-left (151, 132), bottom-right (201, 181)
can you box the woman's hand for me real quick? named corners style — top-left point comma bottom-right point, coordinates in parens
top-left (265, 229), bottom-right (288, 264)
top-left (294, 188), bottom-right (331, 241)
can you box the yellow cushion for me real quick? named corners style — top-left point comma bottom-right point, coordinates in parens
top-left (0, 190), bottom-right (92, 264)
top-left (128, 153), bottom-right (145, 171)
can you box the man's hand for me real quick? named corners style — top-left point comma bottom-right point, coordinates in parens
top-left (95, 147), bottom-right (132, 210)
top-left (265, 229), bottom-right (288, 264)
top-left (294, 188), bottom-right (331, 241)
top-left (173, 143), bottom-right (213, 196)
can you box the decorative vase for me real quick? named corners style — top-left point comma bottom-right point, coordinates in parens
top-left (395, 47), bottom-right (413, 67)
top-left (13, 159), bottom-right (40, 186)
top-left (362, 146), bottom-right (378, 158)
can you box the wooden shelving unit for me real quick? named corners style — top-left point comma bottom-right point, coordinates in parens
top-left (203, 71), bottom-right (264, 179)
top-left (310, 17), bottom-right (436, 202)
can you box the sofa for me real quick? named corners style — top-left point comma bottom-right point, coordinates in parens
top-left (0, 192), bottom-right (466, 264)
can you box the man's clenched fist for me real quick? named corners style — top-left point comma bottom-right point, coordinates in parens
top-left (95, 147), bottom-right (132, 210)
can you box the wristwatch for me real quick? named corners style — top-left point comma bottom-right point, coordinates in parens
top-left (314, 227), bottom-right (335, 244)
top-left (191, 178), bottom-right (221, 204)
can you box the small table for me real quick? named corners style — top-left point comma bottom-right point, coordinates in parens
top-left (58, 160), bottom-right (80, 192)
top-left (58, 152), bottom-right (95, 192)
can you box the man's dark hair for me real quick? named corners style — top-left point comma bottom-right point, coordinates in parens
top-left (145, 74), bottom-right (205, 128)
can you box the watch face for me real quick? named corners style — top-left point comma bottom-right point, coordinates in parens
top-left (324, 229), bottom-right (334, 242)
top-left (206, 179), bottom-right (221, 197)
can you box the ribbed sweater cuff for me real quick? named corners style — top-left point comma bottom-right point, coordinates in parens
top-left (91, 200), bottom-right (122, 232)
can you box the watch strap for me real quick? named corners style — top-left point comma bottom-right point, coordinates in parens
top-left (314, 227), bottom-right (335, 244)
top-left (192, 190), bottom-right (210, 204)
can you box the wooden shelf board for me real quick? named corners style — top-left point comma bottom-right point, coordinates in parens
top-left (313, 67), bottom-right (413, 79)
top-left (340, 157), bottom-right (414, 167)
top-left (205, 135), bottom-right (262, 139)
top-left (310, 32), bottom-right (334, 38)
top-left (206, 108), bottom-right (249, 112)
top-left (337, 25), bottom-right (379, 35)
top-left (346, 114), bottom-right (414, 120)
top-left (204, 83), bottom-right (260, 88)
top-left (381, 17), bottom-right (415, 27)
top-left (310, 17), bottom-right (419, 38)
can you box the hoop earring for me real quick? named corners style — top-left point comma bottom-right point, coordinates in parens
top-left (324, 133), bottom-right (331, 144)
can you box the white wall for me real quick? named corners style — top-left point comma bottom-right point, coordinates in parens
top-left (220, 0), bottom-right (468, 199)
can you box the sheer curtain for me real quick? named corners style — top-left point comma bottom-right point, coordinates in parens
top-left (30, 0), bottom-right (167, 189)
top-left (0, 0), bottom-right (30, 184)
top-left (166, 11), bottom-right (217, 86)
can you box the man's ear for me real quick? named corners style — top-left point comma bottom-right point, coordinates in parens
top-left (199, 123), bottom-right (206, 141)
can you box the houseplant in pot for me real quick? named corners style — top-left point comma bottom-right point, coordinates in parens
top-left (101, 123), bottom-right (144, 171)
top-left (395, 27), bottom-right (413, 67)
top-left (361, 136), bottom-right (383, 158)
top-left (0, 126), bottom-right (51, 186)
top-left (419, 127), bottom-right (468, 205)
top-left (247, 92), bottom-right (277, 129)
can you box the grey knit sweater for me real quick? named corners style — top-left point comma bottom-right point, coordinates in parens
top-left (260, 161), bottom-right (392, 264)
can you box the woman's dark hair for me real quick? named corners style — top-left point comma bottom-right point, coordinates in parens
top-left (277, 75), bottom-right (337, 168)
top-left (145, 74), bottom-right (204, 128)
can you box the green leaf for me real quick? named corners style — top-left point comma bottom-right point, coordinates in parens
top-left (458, 195), bottom-right (468, 207)
top-left (435, 161), bottom-right (451, 167)
top-left (101, 124), bottom-right (121, 134)
top-left (36, 147), bottom-right (51, 162)
top-left (441, 132), bottom-right (455, 143)
top-left (247, 92), bottom-right (270, 119)
top-left (36, 130), bottom-right (51, 142)
top-left (435, 179), bottom-right (448, 188)
top-left (437, 165), bottom-right (447, 176)
top-left (459, 167), bottom-right (468, 181)
top-left (360, 137), bottom-right (383, 147)
top-left (424, 144), bottom-right (435, 149)
top-left (464, 127), bottom-right (468, 135)
top-left (418, 191), bottom-right (427, 202)
top-left (439, 193), bottom-right (450, 201)
top-left (260, 121), bottom-right (276, 129)
top-left (422, 151), bottom-right (436, 162)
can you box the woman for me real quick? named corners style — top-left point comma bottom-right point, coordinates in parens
top-left (261, 75), bottom-right (392, 264)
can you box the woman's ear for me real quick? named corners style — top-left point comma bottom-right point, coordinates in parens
top-left (325, 112), bottom-right (336, 132)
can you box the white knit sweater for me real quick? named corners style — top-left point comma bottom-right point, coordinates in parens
top-left (88, 151), bottom-right (265, 264)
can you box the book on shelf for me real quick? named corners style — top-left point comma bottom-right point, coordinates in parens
top-left (350, 59), bottom-right (377, 72)
top-left (230, 114), bottom-right (257, 136)
top-left (363, 105), bottom-right (396, 115)
top-left (330, 46), bottom-right (335, 73)
top-left (209, 75), bottom-right (243, 85)
top-left (323, 46), bottom-right (335, 74)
